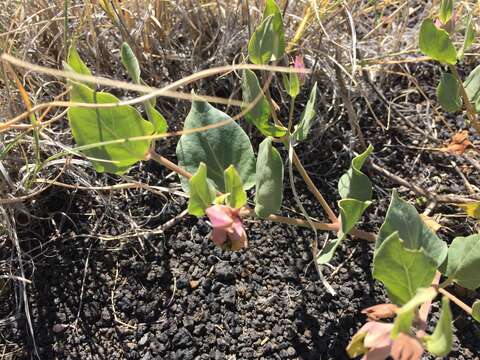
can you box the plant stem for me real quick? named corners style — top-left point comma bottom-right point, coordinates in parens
top-left (147, 151), bottom-right (361, 235)
top-left (287, 96), bottom-right (295, 132)
top-left (437, 287), bottom-right (472, 315)
top-left (449, 64), bottom-right (480, 133)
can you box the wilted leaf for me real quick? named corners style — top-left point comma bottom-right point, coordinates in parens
top-left (442, 234), bottom-right (480, 290)
top-left (377, 190), bottom-right (448, 268)
top-left (347, 321), bottom-right (393, 358)
top-left (293, 82), bottom-right (318, 142)
top-left (457, 201), bottom-right (480, 219)
top-left (176, 100), bottom-right (256, 193)
top-left (373, 232), bottom-right (437, 305)
top-left (224, 165), bottom-right (247, 209)
top-left (254, 137), bottom-right (284, 218)
top-left (362, 303), bottom-right (399, 321)
top-left (424, 297), bottom-right (453, 357)
top-left (391, 333), bottom-right (424, 360)
top-left (439, 130), bottom-right (473, 156)
top-left (68, 81), bottom-right (153, 174)
top-left (436, 72), bottom-right (462, 112)
top-left (188, 163), bottom-right (217, 216)
top-left (419, 18), bottom-right (457, 65)
top-left (420, 214), bottom-right (442, 232)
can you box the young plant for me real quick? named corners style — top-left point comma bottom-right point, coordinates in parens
top-left (419, 0), bottom-right (479, 132)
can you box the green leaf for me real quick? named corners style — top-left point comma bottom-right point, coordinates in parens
top-left (188, 163), bottom-right (217, 216)
top-left (425, 297), bottom-right (453, 357)
top-left (437, 72), bottom-right (462, 112)
top-left (67, 46), bottom-right (92, 78)
top-left (472, 300), bottom-right (480, 323)
top-left (392, 287), bottom-right (437, 338)
top-left (373, 232), bottom-right (437, 305)
top-left (176, 99), bottom-right (256, 193)
top-left (317, 199), bottom-right (371, 265)
top-left (439, 0), bottom-right (453, 24)
top-left (338, 144), bottom-right (373, 202)
top-left (282, 70), bottom-right (300, 99)
top-left (442, 234), bottom-right (480, 290)
top-left (458, 14), bottom-right (475, 60)
top-left (419, 18), bottom-right (457, 65)
top-left (120, 42), bottom-right (141, 84)
top-left (68, 81), bottom-right (154, 174)
top-left (254, 137), bottom-right (284, 218)
top-left (294, 82), bottom-right (318, 142)
top-left (147, 106), bottom-right (168, 134)
top-left (464, 65), bottom-right (480, 113)
top-left (224, 165), bottom-right (247, 209)
top-left (262, 0), bottom-right (285, 61)
top-left (248, 15), bottom-right (275, 65)
top-left (242, 69), bottom-right (286, 137)
top-left (376, 190), bottom-right (448, 268)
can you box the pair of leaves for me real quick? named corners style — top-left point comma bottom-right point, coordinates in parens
top-left (241, 69), bottom-right (287, 137)
top-left (188, 163), bottom-right (247, 216)
top-left (317, 145), bottom-right (373, 265)
top-left (248, 0), bottom-right (285, 64)
top-left (176, 100), bottom-right (256, 193)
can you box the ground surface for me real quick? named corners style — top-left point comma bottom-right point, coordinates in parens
top-left (1, 1), bottom-right (480, 359)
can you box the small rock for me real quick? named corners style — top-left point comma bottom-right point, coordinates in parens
top-left (138, 333), bottom-right (149, 346)
top-left (286, 346), bottom-right (296, 357)
top-left (215, 262), bottom-right (235, 284)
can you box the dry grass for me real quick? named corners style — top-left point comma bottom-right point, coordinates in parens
top-left (0, 0), bottom-right (479, 357)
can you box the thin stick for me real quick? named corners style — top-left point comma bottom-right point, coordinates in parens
top-left (438, 287), bottom-right (473, 315)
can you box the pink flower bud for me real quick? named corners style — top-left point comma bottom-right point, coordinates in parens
top-left (294, 54), bottom-right (306, 83)
top-left (205, 205), bottom-right (248, 250)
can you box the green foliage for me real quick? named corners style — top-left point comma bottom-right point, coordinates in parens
top-left (338, 144), bottom-right (373, 201)
top-left (442, 234), bottom-right (480, 290)
top-left (224, 165), bottom-right (247, 209)
top-left (376, 190), bottom-right (448, 267)
top-left (188, 163), bottom-right (216, 216)
top-left (464, 64), bottom-right (480, 113)
top-left (424, 297), bottom-right (453, 356)
top-left (262, 0), bottom-right (285, 61)
top-left (419, 19), bottom-right (457, 65)
top-left (472, 300), bottom-right (480, 323)
top-left (458, 14), bottom-right (475, 60)
top-left (282, 70), bottom-right (300, 99)
top-left (254, 137), bottom-right (284, 218)
top-left (391, 287), bottom-right (437, 338)
top-left (293, 83), bottom-right (318, 142)
top-left (437, 72), bottom-right (462, 112)
top-left (241, 69), bottom-right (286, 137)
top-left (439, 0), bottom-right (453, 24)
top-left (373, 232), bottom-right (437, 305)
top-left (176, 99), bottom-right (256, 193)
top-left (120, 42), bottom-right (167, 134)
top-left (67, 46), bottom-right (92, 79)
top-left (68, 81), bottom-right (153, 174)
top-left (317, 146), bottom-right (373, 265)
top-left (120, 43), bottom-right (141, 84)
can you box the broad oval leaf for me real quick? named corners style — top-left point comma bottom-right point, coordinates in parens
top-left (224, 165), bottom-right (247, 209)
top-left (373, 232), bottom-right (437, 305)
top-left (121, 42), bottom-right (141, 84)
top-left (442, 234), bottom-right (480, 290)
top-left (188, 163), bottom-right (217, 216)
top-left (68, 81), bottom-right (154, 174)
top-left (262, 0), bottom-right (286, 61)
top-left (464, 64), bottom-right (480, 113)
top-left (248, 16), bottom-right (278, 65)
top-left (424, 297), bottom-right (453, 357)
top-left (338, 144), bottom-right (373, 202)
top-left (437, 72), bottom-right (462, 112)
top-left (419, 18), bottom-right (457, 65)
top-left (242, 70), bottom-right (286, 137)
top-left (67, 46), bottom-right (92, 78)
top-left (254, 137), bottom-right (284, 218)
top-left (176, 100), bottom-right (256, 193)
top-left (376, 190), bottom-right (448, 268)
top-left (294, 82), bottom-right (318, 143)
